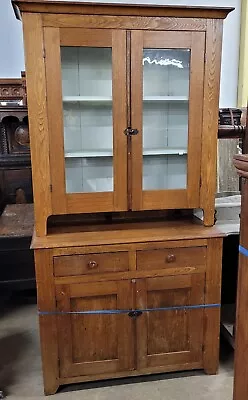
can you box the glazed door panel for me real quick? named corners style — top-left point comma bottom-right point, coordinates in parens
top-left (44, 28), bottom-right (128, 215)
top-left (136, 274), bottom-right (205, 370)
top-left (56, 280), bottom-right (134, 378)
top-left (131, 31), bottom-right (205, 211)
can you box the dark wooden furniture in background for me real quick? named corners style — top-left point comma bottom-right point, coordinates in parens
top-left (0, 74), bottom-right (32, 210)
top-left (0, 203), bottom-right (35, 290)
top-left (0, 74), bottom-right (34, 292)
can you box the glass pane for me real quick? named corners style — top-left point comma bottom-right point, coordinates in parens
top-left (61, 47), bottom-right (113, 193)
top-left (143, 49), bottom-right (190, 190)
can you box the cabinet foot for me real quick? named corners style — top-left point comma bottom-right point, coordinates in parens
top-left (44, 383), bottom-right (59, 396)
top-left (204, 366), bottom-right (218, 375)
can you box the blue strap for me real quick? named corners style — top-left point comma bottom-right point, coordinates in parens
top-left (38, 303), bottom-right (220, 316)
top-left (239, 245), bottom-right (248, 257)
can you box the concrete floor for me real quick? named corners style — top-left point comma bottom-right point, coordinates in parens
top-left (0, 294), bottom-right (234, 400)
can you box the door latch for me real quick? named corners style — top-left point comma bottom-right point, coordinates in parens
top-left (128, 310), bottom-right (143, 318)
top-left (124, 127), bottom-right (139, 136)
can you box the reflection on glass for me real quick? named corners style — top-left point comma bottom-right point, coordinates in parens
top-left (142, 49), bottom-right (190, 190)
top-left (61, 47), bottom-right (113, 193)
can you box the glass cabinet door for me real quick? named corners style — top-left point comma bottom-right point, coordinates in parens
top-left (44, 29), bottom-right (127, 215)
top-left (142, 48), bottom-right (190, 191)
top-left (61, 47), bottom-right (113, 194)
top-left (131, 31), bottom-right (205, 211)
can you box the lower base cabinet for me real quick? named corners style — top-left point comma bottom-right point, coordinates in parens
top-left (33, 222), bottom-right (223, 395)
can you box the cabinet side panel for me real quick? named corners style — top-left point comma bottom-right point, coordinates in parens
top-left (203, 237), bottom-right (223, 374)
top-left (200, 19), bottom-right (223, 226)
top-left (35, 249), bottom-right (59, 395)
top-left (22, 13), bottom-right (52, 236)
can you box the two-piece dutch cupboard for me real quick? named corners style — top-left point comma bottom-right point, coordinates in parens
top-left (13, 0), bottom-right (232, 395)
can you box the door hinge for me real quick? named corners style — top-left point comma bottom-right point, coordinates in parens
top-left (49, 184), bottom-right (53, 193)
top-left (43, 48), bottom-right (46, 59)
top-left (202, 344), bottom-right (205, 353)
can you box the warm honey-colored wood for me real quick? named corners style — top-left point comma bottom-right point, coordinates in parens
top-left (17, 2), bottom-right (231, 228)
top-left (203, 237), bottom-right (223, 374)
top-left (200, 20), bottom-right (223, 226)
top-left (137, 246), bottom-right (206, 271)
top-left (131, 30), bottom-right (205, 211)
top-left (32, 219), bottom-right (223, 249)
top-left (60, 28), bottom-right (112, 46)
top-left (56, 279), bottom-right (134, 377)
top-left (43, 28), bottom-right (128, 216)
top-left (54, 266), bottom-right (207, 286)
top-left (43, 14), bottom-right (208, 31)
top-left (35, 250), bottom-right (59, 395)
top-left (16, 2), bottom-right (230, 394)
top-left (32, 221), bottom-right (224, 394)
top-left (44, 27), bottom-right (66, 215)
top-left (112, 30), bottom-right (128, 211)
top-left (22, 13), bottom-right (52, 236)
top-left (14, 1), bottom-right (233, 19)
top-left (136, 273), bottom-right (204, 369)
top-left (54, 251), bottom-right (129, 277)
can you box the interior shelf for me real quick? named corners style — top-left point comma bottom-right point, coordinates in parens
top-left (63, 96), bottom-right (112, 103)
top-left (143, 96), bottom-right (188, 102)
top-left (65, 150), bottom-right (113, 158)
top-left (63, 96), bottom-right (188, 103)
top-left (144, 148), bottom-right (187, 156)
top-left (65, 148), bottom-right (188, 158)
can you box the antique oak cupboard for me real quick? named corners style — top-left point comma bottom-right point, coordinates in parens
top-left (13, 0), bottom-right (232, 395)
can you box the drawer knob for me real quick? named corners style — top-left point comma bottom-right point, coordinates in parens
top-left (166, 254), bottom-right (176, 263)
top-left (88, 260), bottom-right (98, 269)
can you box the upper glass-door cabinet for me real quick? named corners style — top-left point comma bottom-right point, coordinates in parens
top-left (44, 28), bottom-right (128, 215)
top-left (131, 31), bottom-right (205, 211)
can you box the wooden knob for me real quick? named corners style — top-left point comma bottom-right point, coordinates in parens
top-left (166, 254), bottom-right (176, 263)
top-left (88, 260), bottom-right (98, 269)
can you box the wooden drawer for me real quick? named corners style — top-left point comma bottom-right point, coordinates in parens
top-left (54, 252), bottom-right (129, 277)
top-left (137, 246), bottom-right (206, 271)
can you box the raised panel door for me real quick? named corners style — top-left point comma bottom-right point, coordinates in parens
top-left (56, 280), bottom-right (134, 378)
top-left (136, 274), bottom-right (205, 370)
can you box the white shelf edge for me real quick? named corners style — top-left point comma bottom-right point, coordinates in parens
top-left (65, 151), bottom-right (113, 158)
top-left (63, 96), bottom-right (112, 102)
top-left (143, 96), bottom-right (188, 102)
top-left (143, 148), bottom-right (187, 156)
top-left (65, 148), bottom-right (187, 158)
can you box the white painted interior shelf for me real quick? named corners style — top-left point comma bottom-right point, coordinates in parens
top-left (65, 148), bottom-right (188, 158)
top-left (63, 96), bottom-right (112, 103)
top-left (143, 96), bottom-right (188, 102)
top-left (63, 96), bottom-right (188, 103)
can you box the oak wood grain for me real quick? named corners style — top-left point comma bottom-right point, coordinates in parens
top-left (32, 219), bottom-right (224, 249)
top-left (44, 27), bottom-right (67, 215)
top-left (203, 237), bottom-right (223, 374)
top-left (14, 1), bottom-right (233, 19)
top-left (35, 249), bottom-right (59, 395)
top-left (22, 13), bottom-right (52, 236)
top-left (200, 20), bottom-right (223, 226)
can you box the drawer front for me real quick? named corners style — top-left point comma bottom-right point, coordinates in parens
top-left (137, 246), bottom-right (206, 271)
top-left (54, 252), bottom-right (129, 277)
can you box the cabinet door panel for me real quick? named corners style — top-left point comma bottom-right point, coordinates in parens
top-left (56, 280), bottom-right (134, 378)
top-left (44, 28), bottom-right (128, 215)
top-left (136, 274), bottom-right (205, 370)
top-left (131, 30), bottom-right (205, 210)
